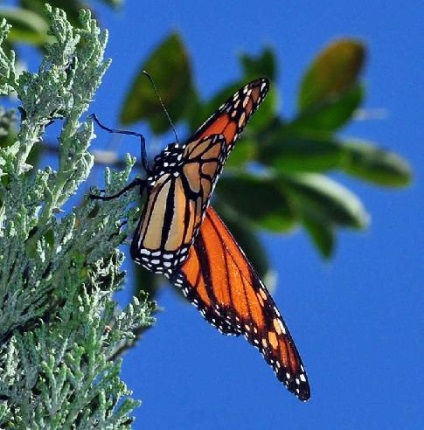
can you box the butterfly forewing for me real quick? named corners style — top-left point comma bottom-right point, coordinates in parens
top-left (194, 78), bottom-right (269, 146)
top-left (131, 134), bottom-right (227, 273)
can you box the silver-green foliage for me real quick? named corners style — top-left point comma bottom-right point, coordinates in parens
top-left (0, 6), bottom-right (154, 428)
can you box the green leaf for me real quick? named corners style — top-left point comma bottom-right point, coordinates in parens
top-left (224, 137), bottom-right (256, 168)
top-left (186, 81), bottom-right (241, 136)
top-left (98, 0), bottom-right (123, 7)
top-left (298, 38), bottom-right (365, 112)
top-left (342, 140), bottom-right (412, 187)
top-left (303, 215), bottom-right (335, 258)
top-left (0, 7), bottom-right (49, 45)
top-left (258, 125), bottom-right (344, 172)
top-left (291, 83), bottom-right (364, 132)
top-left (239, 47), bottom-right (276, 81)
top-left (133, 261), bottom-right (161, 301)
top-left (120, 32), bottom-right (196, 133)
top-left (217, 174), bottom-right (296, 232)
top-left (282, 173), bottom-right (369, 229)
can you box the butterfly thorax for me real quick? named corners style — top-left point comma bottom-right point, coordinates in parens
top-left (147, 142), bottom-right (185, 186)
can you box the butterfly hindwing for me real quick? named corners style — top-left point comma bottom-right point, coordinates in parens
top-left (171, 206), bottom-right (310, 401)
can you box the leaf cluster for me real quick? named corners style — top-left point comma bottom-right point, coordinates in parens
top-left (115, 34), bottom-right (411, 298)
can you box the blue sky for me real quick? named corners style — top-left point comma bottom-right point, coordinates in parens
top-left (74, 1), bottom-right (423, 428)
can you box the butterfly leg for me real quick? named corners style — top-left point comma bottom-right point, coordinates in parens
top-left (89, 178), bottom-right (146, 201)
top-left (90, 113), bottom-right (150, 172)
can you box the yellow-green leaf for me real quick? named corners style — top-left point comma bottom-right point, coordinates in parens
top-left (298, 38), bottom-right (365, 111)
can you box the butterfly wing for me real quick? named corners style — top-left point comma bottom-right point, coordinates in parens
top-left (132, 78), bottom-right (269, 274)
top-left (131, 134), bottom-right (228, 274)
top-left (177, 77), bottom-right (269, 214)
top-left (192, 77), bottom-right (269, 147)
top-left (171, 206), bottom-right (311, 401)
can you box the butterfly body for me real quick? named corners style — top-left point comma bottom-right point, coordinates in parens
top-left (94, 78), bottom-right (311, 401)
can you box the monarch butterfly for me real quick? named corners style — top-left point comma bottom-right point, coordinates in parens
top-left (92, 78), bottom-right (310, 401)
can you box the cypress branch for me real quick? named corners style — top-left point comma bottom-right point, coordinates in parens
top-left (0, 6), bottom-right (154, 428)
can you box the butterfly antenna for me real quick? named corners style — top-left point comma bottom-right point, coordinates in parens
top-left (143, 70), bottom-right (179, 145)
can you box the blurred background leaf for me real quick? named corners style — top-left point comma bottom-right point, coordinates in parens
top-left (298, 39), bottom-right (365, 112)
top-left (120, 32), bottom-right (197, 133)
